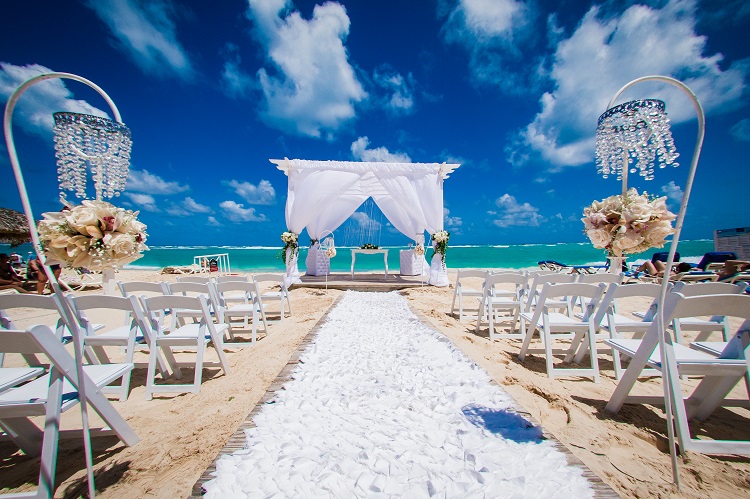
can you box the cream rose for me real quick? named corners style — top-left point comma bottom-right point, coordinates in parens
top-left (587, 228), bottom-right (611, 248)
top-left (107, 232), bottom-right (137, 257)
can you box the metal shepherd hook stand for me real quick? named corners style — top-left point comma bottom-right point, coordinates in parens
top-left (4, 72), bottom-right (133, 498)
top-left (596, 75), bottom-right (705, 489)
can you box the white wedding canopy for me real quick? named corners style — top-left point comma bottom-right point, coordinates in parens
top-left (271, 159), bottom-right (460, 241)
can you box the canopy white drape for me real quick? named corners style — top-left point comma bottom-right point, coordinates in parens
top-left (273, 159), bottom-right (459, 241)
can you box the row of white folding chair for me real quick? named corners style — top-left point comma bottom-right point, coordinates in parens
top-left (0, 321), bottom-right (140, 498)
top-left (604, 292), bottom-right (750, 456)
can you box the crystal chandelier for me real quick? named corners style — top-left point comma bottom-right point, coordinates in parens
top-left (595, 99), bottom-right (679, 183)
top-left (53, 111), bottom-right (132, 200)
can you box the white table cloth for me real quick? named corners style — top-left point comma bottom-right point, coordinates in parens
top-left (399, 250), bottom-right (428, 276)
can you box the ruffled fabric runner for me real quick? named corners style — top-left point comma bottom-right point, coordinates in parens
top-left (204, 291), bottom-right (593, 497)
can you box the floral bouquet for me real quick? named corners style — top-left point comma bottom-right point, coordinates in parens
top-left (280, 231), bottom-right (299, 264)
top-left (582, 188), bottom-right (676, 257)
top-left (37, 199), bottom-right (148, 270)
top-left (431, 230), bottom-right (450, 262)
top-left (325, 247), bottom-right (337, 258)
top-left (414, 244), bottom-right (425, 256)
top-left (361, 243), bottom-right (379, 249)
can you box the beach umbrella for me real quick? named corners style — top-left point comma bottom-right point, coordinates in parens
top-left (0, 207), bottom-right (32, 247)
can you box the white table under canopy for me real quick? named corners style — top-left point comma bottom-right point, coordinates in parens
top-left (272, 159), bottom-right (460, 286)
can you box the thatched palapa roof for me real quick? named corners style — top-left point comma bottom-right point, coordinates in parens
top-left (0, 207), bottom-right (32, 247)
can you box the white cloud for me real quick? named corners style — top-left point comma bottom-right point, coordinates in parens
top-left (350, 136), bottom-right (411, 163)
top-left (730, 118), bottom-right (750, 142)
top-left (440, 0), bottom-right (534, 91)
top-left (246, 0), bottom-right (367, 138)
top-left (444, 208), bottom-right (462, 228)
top-left (225, 179), bottom-right (276, 205)
top-left (0, 62), bottom-right (109, 136)
top-left (85, 0), bottom-right (194, 79)
top-left (207, 216), bottom-right (221, 226)
top-left (182, 197), bottom-right (212, 213)
top-left (221, 43), bottom-right (255, 99)
top-left (124, 192), bottom-right (159, 212)
top-left (165, 206), bottom-right (190, 217)
top-left (513, 0), bottom-right (749, 169)
top-left (219, 200), bottom-right (267, 222)
top-left (350, 211), bottom-right (382, 232)
top-left (661, 180), bottom-right (684, 203)
top-left (126, 169), bottom-right (189, 195)
top-left (492, 193), bottom-right (542, 228)
top-left (373, 67), bottom-right (415, 115)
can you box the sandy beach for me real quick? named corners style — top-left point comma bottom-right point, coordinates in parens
top-left (1, 268), bottom-right (748, 498)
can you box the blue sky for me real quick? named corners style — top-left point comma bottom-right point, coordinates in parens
top-left (1, 0), bottom-right (748, 247)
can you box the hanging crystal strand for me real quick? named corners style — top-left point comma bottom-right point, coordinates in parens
top-left (53, 112), bottom-right (132, 201)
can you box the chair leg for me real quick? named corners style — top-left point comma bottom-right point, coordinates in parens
top-left (145, 342), bottom-right (159, 401)
top-left (518, 320), bottom-right (535, 361)
top-left (193, 339), bottom-right (205, 393)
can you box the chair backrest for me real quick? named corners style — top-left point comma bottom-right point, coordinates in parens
top-left (525, 272), bottom-right (577, 310)
top-left (534, 282), bottom-right (607, 322)
top-left (592, 282), bottom-right (664, 326)
top-left (177, 275), bottom-right (212, 284)
top-left (142, 294), bottom-right (215, 334)
top-left (484, 272), bottom-right (527, 295)
top-left (166, 281), bottom-right (213, 297)
top-left (213, 281), bottom-right (259, 308)
top-left (652, 251), bottom-right (680, 263)
top-left (671, 281), bottom-right (748, 297)
top-left (455, 269), bottom-right (488, 281)
top-left (664, 292), bottom-right (750, 329)
top-left (118, 281), bottom-right (168, 298)
top-left (695, 252), bottom-right (737, 271)
top-left (576, 273), bottom-right (623, 285)
top-left (252, 273), bottom-right (287, 294)
top-left (0, 293), bottom-right (69, 347)
top-left (214, 275), bottom-right (249, 284)
top-left (68, 294), bottom-right (149, 337)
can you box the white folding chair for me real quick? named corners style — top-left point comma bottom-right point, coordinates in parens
top-left (590, 282), bottom-right (663, 380)
top-left (670, 281), bottom-right (748, 343)
top-left (212, 280), bottom-right (267, 342)
top-left (575, 273), bottom-right (623, 313)
top-left (141, 294), bottom-right (230, 400)
top-left (67, 294), bottom-right (171, 401)
top-left (164, 281), bottom-right (224, 334)
top-left (475, 272), bottom-right (527, 339)
top-left (522, 272), bottom-right (577, 318)
top-left (0, 325), bottom-right (139, 497)
top-left (605, 293), bottom-right (750, 455)
top-left (214, 274), bottom-right (249, 284)
top-left (518, 282), bottom-right (607, 382)
top-left (450, 269), bottom-right (487, 321)
top-left (253, 273), bottom-right (292, 322)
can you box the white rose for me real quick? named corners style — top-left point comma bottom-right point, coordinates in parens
top-left (645, 221), bottom-right (674, 245)
top-left (587, 228), bottom-right (611, 248)
top-left (613, 231), bottom-right (645, 253)
top-left (622, 201), bottom-right (653, 224)
top-left (64, 206), bottom-right (99, 235)
top-left (107, 233), bottom-right (137, 258)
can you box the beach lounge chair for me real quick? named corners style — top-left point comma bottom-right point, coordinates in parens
top-left (537, 260), bottom-right (607, 274)
top-left (518, 282), bottom-right (607, 381)
top-left (475, 272), bottom-right (527, 340)
top-left (67, 294), bottom-right (171, 401)
top-left (141, 294), bottom-right (230, 400)
top-left (61, 269), bottom-right (104, 291)
top-left (0, 324), bottom-right (139, 497)
top-left (605, 292), bottom-right (750, 455)
top-left (693, 251), bottom-right (737, 271)
top-left (450, 269), bottom-right (487, 321)
top-left (253, 273), bottom-right (292, 322)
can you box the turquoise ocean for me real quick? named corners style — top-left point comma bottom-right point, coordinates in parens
top-left (3, 240), bottom-right (714, 273)
top-left (5, 241), bottom-right (712, 273)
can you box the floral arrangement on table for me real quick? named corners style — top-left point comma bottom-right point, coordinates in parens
top-left (582, 188), bottom-right (676, 257)
top-left (37, 200), bottom-right (148, 270)
top-left (280, 231), bottom-right (299, 264)
top-left (325, 247), bottom-right (337, 258)
top-left (431, 230), bottom-right (450, 262)
top-left (360, 243), bottom-right (379, 249)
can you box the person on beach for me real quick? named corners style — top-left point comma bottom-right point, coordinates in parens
top-left (636, 260), bottom-right (692, 277)
top-left (27, 257), bottom-right (61, 294)
top-left (0, 253), bottom-right (30, 293)
top-left (717, 260), bottom-right (750, 281)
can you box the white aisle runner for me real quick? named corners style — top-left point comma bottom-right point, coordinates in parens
top-left (205, 291), bottom-right (593, 498)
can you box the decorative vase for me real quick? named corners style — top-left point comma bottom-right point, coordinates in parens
top-left (608, 256), bottom-right (626, 274)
